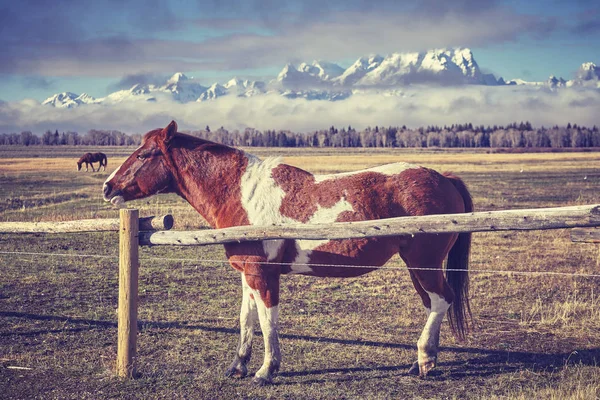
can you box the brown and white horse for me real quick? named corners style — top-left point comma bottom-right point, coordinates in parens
top-left (77, 152), bottom-right (107, 172)
top-left (103, 121), bottom-right (473, 385)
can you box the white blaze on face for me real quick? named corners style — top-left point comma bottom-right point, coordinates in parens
top-left (102, 165), bottom-right (123, 202)
top-left (102, 144), bottom-right (142, 203)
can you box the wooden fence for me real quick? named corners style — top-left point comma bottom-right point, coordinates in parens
top-left (1, 204), bottom-right (599, 378)
top-left (0, 212), bottom-right (173, 378)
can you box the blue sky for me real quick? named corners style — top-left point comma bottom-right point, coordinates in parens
top-left (0, 0), bottom-right (598, 102)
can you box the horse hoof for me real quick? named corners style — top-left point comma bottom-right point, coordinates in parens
top-left (225, 367), bottom-right (247, 379)
top-left (418, 360), bottom-right (437, 378)
top-left (408, 360), bottom-right (437, 378)
top-left (252, 376), bottom-right (272, 386)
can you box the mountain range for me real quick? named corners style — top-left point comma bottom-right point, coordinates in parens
top-left (42, 48), bottom-right (600, 108)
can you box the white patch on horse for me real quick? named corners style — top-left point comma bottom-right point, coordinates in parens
top-left (240, 155), bottom-right (295, 260)
top-left (290, 199), bottom-right (354, 273)
top-left (418, 290), bottom-right (451, 357)
top-left (103, 145), bottom-right (142, 202)
top-left (240, 155), bottom-right (354, 268)
top-left (102, 166), bottom-right (122, 202)
top-left (314, 162), bottom-right (419, 183)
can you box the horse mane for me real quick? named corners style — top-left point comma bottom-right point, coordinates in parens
top-left (145, 128), bottom-right (238, 156)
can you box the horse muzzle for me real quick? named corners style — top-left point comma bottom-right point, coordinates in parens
top-left (102, 183), bottom-right (125, 207)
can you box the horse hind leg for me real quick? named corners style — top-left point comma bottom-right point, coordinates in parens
top-left (401, 250), bottom-right (454, 378)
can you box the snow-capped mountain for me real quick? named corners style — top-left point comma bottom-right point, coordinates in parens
top-left (576, 62), bottom-right (600, 81)
top-left (162, 73), bottom-right (208, 103)
top-left (506, 62), bottom-right (600, 89)
top-left (569, 62), bottom-right (600, 88)
top-left (546, 75), bottom-right (567, 89)
top-left (275, 63), bottom-right (322, 88)
top-left (333, 55), bottom-right (384, 86)
top-left (197, 83), bottom-right (227, 102)
top-left (42, 92), bottom-right (98, 108)
top-left (344, 48), bottom-right (500, 86)
top-left (298, 61), bottom-right (345, 81)
top-left (223, 78), bottom-right (266, 97)
top-left (40, 48), bottom-right (598, 107)
top-left (505, 79), bottom-right (544, 86)
top-left (275, 48), bottom-right (501, 88)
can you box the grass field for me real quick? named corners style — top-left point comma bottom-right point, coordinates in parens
top-left (1, 146), bottom-right (599, 399)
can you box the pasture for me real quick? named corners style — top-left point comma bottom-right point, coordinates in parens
top-left (1, 145), bottom-right (599, 399)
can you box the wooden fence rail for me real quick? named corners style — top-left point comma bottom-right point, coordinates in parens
top-left (0, 214), bottom-right (173, 233)
top-left (570, 227), bottom-right (600, 243)
top-left (139, 204), bottom-right (600, 246)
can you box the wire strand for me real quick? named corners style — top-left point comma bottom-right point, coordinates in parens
top-left (1, 250), bottom-right (599, 278)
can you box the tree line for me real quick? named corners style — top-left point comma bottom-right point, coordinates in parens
top-left (1, 122), bottom-right (599, 148)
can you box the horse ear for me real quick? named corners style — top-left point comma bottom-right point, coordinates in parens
top-left (159, 120), bottom-right (178, 145)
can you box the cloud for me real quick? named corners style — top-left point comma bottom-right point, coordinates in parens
top-left (20, 76), bottom-right (55, 90)
top-left (0, 0), bottom-right (181, 75)
top-left (0, 1), bottom-right (557, 77)
top-left (106, 73), bottom-right (169, 92)
top-left (1, 86), bottom-right (599, 135)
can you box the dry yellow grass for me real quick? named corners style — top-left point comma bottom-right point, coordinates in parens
top-left (1, 147), bottom-right (599, 399)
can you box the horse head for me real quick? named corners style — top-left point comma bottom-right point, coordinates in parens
top-left (77, 153), bottom-right (90, 171)
top-left (103, 121), bottom-right (178, 207)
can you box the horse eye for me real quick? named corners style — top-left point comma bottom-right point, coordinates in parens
top-left (137, 155), bottom-right (146, 160)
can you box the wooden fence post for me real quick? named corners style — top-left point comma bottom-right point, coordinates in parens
top-left (117, 208), bottom-right (139, 378)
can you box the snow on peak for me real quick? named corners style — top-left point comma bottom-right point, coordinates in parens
top-left (277, 63), bottom-right (300, 81)
top-left (45, 47), bottom-right (600, 107)
top-left (275, 63), bottom-right (325, 88)
top-left (224, 77), bottom-right (244, 88)
top-left (576, 62), bottom-right (600, 81)
top-left (75, 93), bottom-right (97, 104)
top-left (42, 92), bottom-right (98, 108)
top-left (167, 72), bottom-right (189, 84)
top-left (333, 55), bottom-right (384, 86)
top-left (352, 48), bottom-right (491, 86)
top-left (581, 62), bottom-right (597, 71)
top-left (197, 83), bottom-right (227, 102)
top-left (298, 60), bottom-right (345, 81)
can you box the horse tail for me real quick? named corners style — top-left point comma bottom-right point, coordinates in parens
top-left (443, 172), bottom-right (473, 341)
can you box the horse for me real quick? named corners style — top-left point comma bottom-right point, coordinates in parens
top-left (103, 121), bottom-right (473, 385)
top-left (77, 152), bottom-right (107, 172)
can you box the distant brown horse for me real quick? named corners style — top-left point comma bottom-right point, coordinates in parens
top-left (77, 152), bottom-right (107, 172)
top-left (103, 121), bottom-right (473, 385)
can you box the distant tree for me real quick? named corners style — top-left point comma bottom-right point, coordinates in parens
top-left (20, 131), bottom-right (34, 146)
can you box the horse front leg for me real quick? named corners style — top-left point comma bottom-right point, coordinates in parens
top-left (253, 285), bottom-right (281, 385)
top-left (242, 260), bottom-right (281, 386)
top-left (226, 273), bottom-right (258, 379)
